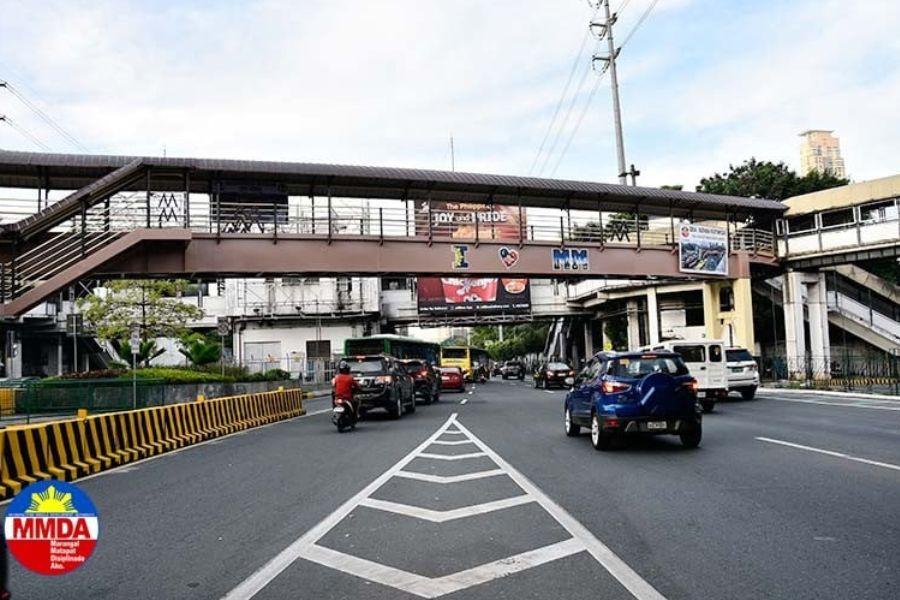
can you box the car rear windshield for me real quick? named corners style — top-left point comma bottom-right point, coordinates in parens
top-left (726, 349), bottom-right (754, 362)
top-left (402, 360), bottom-right (424, 370)
top-left (442, 348), bottom-right (467, 359)
top-left (348, 359), bottom-right (386, 374)
top-left (609, 356), bottom-right (688, 377)
top-left (673, 345), bottom-right (705, 362)
top-left (439, 368), bottom-right (461, 374)
top-left (548, 362), bottom-right (571, 370)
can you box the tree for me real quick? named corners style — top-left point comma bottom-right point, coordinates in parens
top-left (697, 158), bottom-right (847, 200)
top-left (110, 338), bottom-right (165, 368)
top-left (179, 333), bottom-right (222, 366)
top-left (78, 279), bottom-right (204, 344)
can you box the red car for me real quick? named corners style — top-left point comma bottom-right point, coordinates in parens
top-left (438, 367), bottom-right (466, 392)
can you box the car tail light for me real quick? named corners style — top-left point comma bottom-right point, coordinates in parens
top-left (546, 370), bottom-right (553, 376)
top-left (603, 417), bottom-right (620, 428)
top-left (748, 364), bottom-right (758, 372)
top-left (376, 375), bottom-right (393, 384)
top-left (602, 380), bottom-right (631, 394)
top-left (568, 370), bottom-right (575, 376)
top-left (419, 368), bottom-right (429, 376)
top-left (682, 379), bottom-right (699, 392)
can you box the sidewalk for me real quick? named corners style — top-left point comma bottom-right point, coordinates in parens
top-left (759, 384), bottom-right (900, 401)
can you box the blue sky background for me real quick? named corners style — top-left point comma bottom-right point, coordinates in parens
top-left (0, 0), bottom-right (897, 189)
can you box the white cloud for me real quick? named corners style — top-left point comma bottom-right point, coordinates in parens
top-left (0, 0), bottom-right (896, 189)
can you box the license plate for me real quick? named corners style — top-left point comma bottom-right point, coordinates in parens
top-left (697, 391), bottom-right (706, 398)
top-left (441, 377), bottom-right (449, 381)
top-left (332, 406), bottom-right (345, 414)
top-left (731, 367), bottom-right (743, 373)
top-left (647, 421), bottom-right (667, 430)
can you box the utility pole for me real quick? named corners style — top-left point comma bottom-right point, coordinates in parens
top-left (449, 134), bottom-right (456, 172)
top-left (592, 0), bottom-right (628, 185)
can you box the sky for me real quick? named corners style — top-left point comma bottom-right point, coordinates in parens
top-left (0, 0), bottom-right (898, 189)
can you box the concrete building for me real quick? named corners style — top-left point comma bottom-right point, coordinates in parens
top-left (799, 130), bottom-right (846, 178)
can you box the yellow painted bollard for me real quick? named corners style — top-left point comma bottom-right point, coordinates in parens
top-left (196, 394), bottom-right (206, 402)
top-left (77, 408), bottom-right (88, 420)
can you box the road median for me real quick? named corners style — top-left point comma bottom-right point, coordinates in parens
top-left (0, 387), bottom-right (308, 500)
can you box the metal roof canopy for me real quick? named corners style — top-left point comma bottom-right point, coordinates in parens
top-left (0, 149), bottom-right (785, 221)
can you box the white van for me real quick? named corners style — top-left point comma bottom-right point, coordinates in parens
top-left (641, 340), bottom-right (728, 412)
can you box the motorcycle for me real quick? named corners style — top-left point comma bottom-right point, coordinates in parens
top-left (331, 394), bottom-right (358, 433)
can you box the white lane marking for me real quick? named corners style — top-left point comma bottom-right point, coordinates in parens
top-left (430, 439), bottom-right (474, 446)
top-left (394, 469), bottom-right (506, 484)
top-left (460, 398), bottom-right (468, 405)
top-left (439, 430), bottom-right (466, 435)
top-left (544, 390), bottom-right (555, 395)
top-left (358, 495), bottom-right (533, 523)
top-left (468, 391), bottom-right (474, 395)
top-left (452, 419), bottom-right (668, 600)
top-left (297, 538), bottom-right (583, 599)
top-left (763, 396), bottom-right (900, 412)
top-left (756, 437), bottom-right (900, 472)
top-left (222, 414), bottom-right (461, 600)
top-left (417, 451), bottom-right (488, 461)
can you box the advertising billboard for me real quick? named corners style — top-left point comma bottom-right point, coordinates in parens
top-left (416, 202), bottom-right (531, 315)
top-left (417, 277), bottom-right (531, 314)
top-left (678, 223), bottom-right (728, 276)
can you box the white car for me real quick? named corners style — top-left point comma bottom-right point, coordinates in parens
top-left (725, 347), bottom-right (759, 400)
top-left (641, 340), bottom-right (728, 413)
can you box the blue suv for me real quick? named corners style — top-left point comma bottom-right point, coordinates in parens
top-left (564, 351), bottom-right (702, 450)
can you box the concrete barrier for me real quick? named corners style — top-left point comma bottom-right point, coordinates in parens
top-left (0, 388), bottom-right (306, 500)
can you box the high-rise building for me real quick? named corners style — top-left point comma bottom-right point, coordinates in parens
top-left (799, 130), bottom-right (846, 178)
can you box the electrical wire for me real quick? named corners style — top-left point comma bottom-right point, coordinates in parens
top-left (548, 0), bottom-right (663, 177)
top-left (0, 80), bottom-right (88, 151)
top-left (527, 22), bottom-right (593, 176)
top-left (535, 53), bottom-right (596, 177)
top-left (0, 115), bottom-right (52, 151)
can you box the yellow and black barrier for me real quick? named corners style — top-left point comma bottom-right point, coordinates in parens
top-left (0, 387), bottom-right (306, 500)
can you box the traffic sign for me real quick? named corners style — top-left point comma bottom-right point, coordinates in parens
top-left (217, 317), bottom-right (231, 336)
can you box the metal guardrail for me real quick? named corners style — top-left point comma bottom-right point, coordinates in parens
top-left (760, 353), bottom-right (900, 396)
top-left (0, 192), bottom-right (776, 302)
top-left (16, 378), bottom-right (169, 421)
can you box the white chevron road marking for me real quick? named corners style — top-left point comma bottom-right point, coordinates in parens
top-left (394, 468), bottom-right (506, 484)
top-left (358, 494), bottom-right (533, 522)
top-left (223, 413), bottom-right (667, 600)
top-left (417, 451), bottom-right (487, 460)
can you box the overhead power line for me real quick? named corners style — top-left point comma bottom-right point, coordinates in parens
top-left (0, 80), bottom-right (88, 151)
top-left (549, 0), bottom-right (663, 177)
top-left (0, 115), bottom-right (52, 151)
top-left (528, 22), bottom-right (594, 176)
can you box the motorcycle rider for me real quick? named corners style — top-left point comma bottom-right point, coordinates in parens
top-left (332, 360), bottom-right (360, 420)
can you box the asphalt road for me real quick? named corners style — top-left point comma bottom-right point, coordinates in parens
top-left (5, 381), bottom-right (899, 599)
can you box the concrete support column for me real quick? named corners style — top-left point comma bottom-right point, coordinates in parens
top-left (584, 320), bottom-right (595, 358)
top-left (782, 270), bottom-right (807, 379)
top-left (806, 272), bottom-right (831, 378)
top-left (57, 336), bottom-right (64, 377)
top-left (626, 300), bottom-right (641, 350)
top-left (731, 277), bottom-right (755, 351)
top-left (646, 287), bottom-right (660, 345)
top-left (601, 320), bottom-right (613, 351)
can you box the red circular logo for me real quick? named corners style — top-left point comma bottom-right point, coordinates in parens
top-left (4, 481), bottom-right (99, 575)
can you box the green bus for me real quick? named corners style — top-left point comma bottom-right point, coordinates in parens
top-left (344, 335), bottom-right (441, 365)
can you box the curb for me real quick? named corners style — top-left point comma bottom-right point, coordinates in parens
top-left (758, 387), bottom-right (900, 402)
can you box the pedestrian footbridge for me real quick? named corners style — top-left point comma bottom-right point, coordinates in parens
top-left (0, 150), bottom-right (782, 317)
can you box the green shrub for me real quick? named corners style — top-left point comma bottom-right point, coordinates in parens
top-left (120, 367), bottom-right (235, 384)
